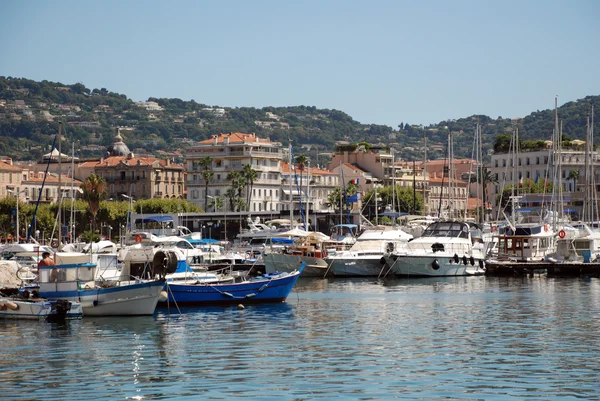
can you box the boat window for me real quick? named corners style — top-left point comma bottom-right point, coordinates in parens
top-left (176, 241), bottom-right (194, 249)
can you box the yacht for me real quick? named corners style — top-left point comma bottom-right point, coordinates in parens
top-left (324, 226), bottom-right (413, 277)
top-left (384, 221), bottom-right (486, 277)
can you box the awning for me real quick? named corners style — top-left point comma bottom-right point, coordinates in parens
top-left (135, 216), bottom-right (173, 223)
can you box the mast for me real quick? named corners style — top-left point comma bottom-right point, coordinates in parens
top-left (391, 149), bottom-right (396, 214)
top-left (412, 160), bottom-right (416, 215)
top-left (289, 143), bottom-right (293, 224)
top-left (57, 121), bottom-right (62, 247)
top-left (422, 130), bottom-right (427, 216)
top-left (306, 161), bottom-right (310, 231)
top-left (69, 141), bottom-right (75, 243)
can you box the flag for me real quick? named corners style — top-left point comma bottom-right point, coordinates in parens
top-left (347, 193), bottom-right (360, 203)
top-left (351, 178), bottom-right (359, 185)
top-left (534, 173), bottom-right (539, 184)
top-left (518, 177), bottom-right (523, 187)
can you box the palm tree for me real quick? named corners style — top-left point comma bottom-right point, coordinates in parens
top-left (224, 188), bottom-right (236, 212)
top-left (208, 196), bottom-right (224, 212)
top-left (295, 154), bottom-right (308, 201)
top-left (242, 164), bottom-right (257, 212)
top-left (227, 171), bottom-right (245, 200)
top-left (80, 173), bottom-right (106, 232)
top-left (567, 170), bottom-right (579, 192)
top-left (470, 166), bottom-right (497, 223)
top-left (199, 156), bottom-right (214, 212)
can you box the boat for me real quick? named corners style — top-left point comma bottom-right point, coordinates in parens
top-left (0, 291), bottom-right (82, 321)
top-left (383, 221), bottom-right (486, 277)
top-left (159, 263), bottom-right (305, 307)
top-left (324, 227), bottom-right (413, 276)
top-left (37, 252), bottom-right (164, 316)
top-left (263, 230), bottom-right (352, 277)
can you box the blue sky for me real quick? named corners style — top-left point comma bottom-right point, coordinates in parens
top-left (1, 0), bottom-right (599, 127)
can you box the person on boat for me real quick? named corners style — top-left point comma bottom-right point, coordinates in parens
top-left (38, 252), bottom-right (54, 273)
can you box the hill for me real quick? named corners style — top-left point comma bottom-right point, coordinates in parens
top-left (0, 76), bottom-right (598, 163)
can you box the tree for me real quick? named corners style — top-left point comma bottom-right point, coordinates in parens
top-left (469, 166), bottom-right (498, 223)
top-left (224, 188), bottom-right (236, 212)
top-left (199, 156), bottom-right (214, 212)
top-left (295, 154), bottom-right (308, 195)
top-left (242, 164), bottom-right (257, 212)
top-left (208, 196), bottom-right (224, 212)
top-left (80, 173), bottom-right (106, 232)
top-left (567, 170), bottom-right (579, 191)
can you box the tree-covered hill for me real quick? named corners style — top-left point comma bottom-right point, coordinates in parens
top-left (0, 76), bottom-right (598, 163)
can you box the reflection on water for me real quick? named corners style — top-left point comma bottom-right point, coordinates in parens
top-left (1, 276), bottom-right (600, 400)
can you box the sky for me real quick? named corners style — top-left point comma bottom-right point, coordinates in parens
top-left (1, 0), bottom-right (599, 127)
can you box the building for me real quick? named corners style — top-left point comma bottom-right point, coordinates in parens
top-left (21, 171), bottom-right (82, 203)
top-left (327, 144), bottom-right (394, 186)
top-left (94, 155), bottom-right (184, 200)
top-left (0, 160), bottom-right (23, 199)
top-left (428, 174), bottom-right (469, 219)
top-left (185, 132), bottom-right (284, 212)
top-left (280, 162), bottom-right (338, 213)
top-left (489, 142), bottom-right (600, 216)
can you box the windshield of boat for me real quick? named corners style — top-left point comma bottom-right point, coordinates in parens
top-left (422, 222), bottom-right (469, 238)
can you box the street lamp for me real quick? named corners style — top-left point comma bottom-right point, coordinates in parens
top-left (120, 194), bottom-right (135, 232)
top-left (7, 189), bottom-right (26, 243)
top-left (207, 221), bottom-right (213, 239)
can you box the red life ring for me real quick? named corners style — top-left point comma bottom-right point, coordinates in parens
top-left (558, 230), bottom-right (566, 239)
top-left (135, 235), bottom-right (143, 244)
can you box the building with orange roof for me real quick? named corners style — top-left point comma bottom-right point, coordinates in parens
top-left (21, 171), bottom-right (82, 203)
top-left (327, 144), bottom-right (395, 186)
top-left (280, 162), bottom-right (338, 213)
top-left (185, 132), bottom-right (284, 212)
top-left (94, 154), bottom-right (184, 200)
top-left (428, 174), bottom-right (469, 218)
top-left (0, 159), bottom-right (23, 199)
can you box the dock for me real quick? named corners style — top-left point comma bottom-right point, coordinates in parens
top-left (485, 260), bottom-right (600, 278)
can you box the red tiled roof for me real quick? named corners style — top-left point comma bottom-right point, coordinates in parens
top-left (0, 161), bottom-right (22, 172)
top-left (343, 163), bottom-right (367, 173)
top-left (93, 156), bottom-right (183, 169)
top-left (280, 162), bottom-right (335, 175)
top-left (23, 173), bottom-right (82, 185)
top-left (197, 132), bottom-right (270, 145)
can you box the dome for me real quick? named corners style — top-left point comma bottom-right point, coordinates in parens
top-left (106, 129), bottom-right (131, 157)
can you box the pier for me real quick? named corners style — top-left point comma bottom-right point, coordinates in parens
top-left (485, 260), bottom-right (600, 278)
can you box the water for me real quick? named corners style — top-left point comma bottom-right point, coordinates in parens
top-left (2, 276), bottom-right (600, 400)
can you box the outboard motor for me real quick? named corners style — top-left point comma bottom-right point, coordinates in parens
top-left (46, 299), bottom-right (72, 323)
top-left (152, 250), bottom-right (179, 278)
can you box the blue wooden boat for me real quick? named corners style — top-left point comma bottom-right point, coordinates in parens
top-left (159, 263), bottom-right (305, 307)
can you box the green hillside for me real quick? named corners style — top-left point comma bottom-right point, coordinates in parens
top-left (0, 76), bottom-right (598, 163)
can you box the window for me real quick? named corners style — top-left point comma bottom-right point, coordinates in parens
top-left (494, 160), bottom-right (498, 167)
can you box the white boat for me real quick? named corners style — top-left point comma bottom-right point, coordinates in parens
top-left (384, 221), bottom-right (486, 277)
top-left (0, 293), bottom-right (82, 321)
top-left (325, 227), bottom-right (413, 276)
top-left (37, 252), bottom-right (164, 316)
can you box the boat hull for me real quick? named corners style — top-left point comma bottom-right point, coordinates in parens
top-left (326, 256), bottom-right (385, 277)
top-left (0, 299), bottom-right (83, 320)
top-left (159, 269), bottom-right (303, 307)
top-left (263, 253), bottom-right (327, 277)
top-left (386, 254), bottom-right (479, 277)
top-left (39, 280), bottom-right (164, 316)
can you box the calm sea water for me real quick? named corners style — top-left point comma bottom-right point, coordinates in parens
top-left (2, 276), bottom-right (600, 400)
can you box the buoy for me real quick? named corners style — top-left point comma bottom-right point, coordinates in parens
top-left (453, 254), bottom-right (459, 264)
top-left (2, 301), bottom-right (19, 310)
top-left (558, 230), bottom-right (566, 239)
top-left (237, 304), bottom-right (245, 310)
top-left (158, 291), bottom-right (168, 302)
top-left (135, 235), bottom-right (143, 244)
top-left (431, 259), bottom-right (440, 270)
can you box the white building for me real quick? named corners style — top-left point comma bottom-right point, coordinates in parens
top-left (489, 142), bottom-right (600, 216)
top-left (185, 133), bottom-right (284, 212)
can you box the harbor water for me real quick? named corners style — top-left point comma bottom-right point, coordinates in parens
top-left (2, 276), bottom-right (600, 400)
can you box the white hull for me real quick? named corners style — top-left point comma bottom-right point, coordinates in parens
top-left (263, 253), bottom-right (328, 277)
top-left (40, 280), bottom-right (164, 316)
top-left (0, 299), bottom-right (83, 320)
top-left (387, 254), bottom-right (478, 277)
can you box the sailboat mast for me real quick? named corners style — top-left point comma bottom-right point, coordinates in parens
top-left (57, 122), bottom-right (62, 247)
top-left (422, 130), bottom-right (427, 216)
top-left (70, 141), bottom-right (75, 243)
